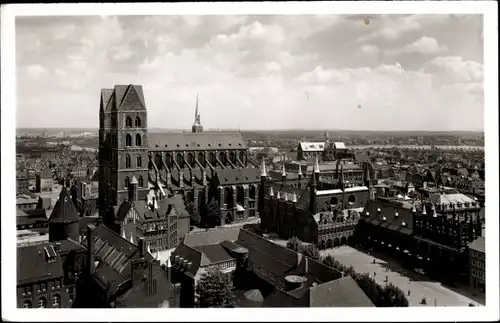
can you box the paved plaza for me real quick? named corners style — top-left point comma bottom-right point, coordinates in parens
top-left (320, 246), bottom-right (484, 307)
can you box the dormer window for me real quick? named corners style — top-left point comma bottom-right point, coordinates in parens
top-left (382, 216), bottom-right (386, 221)
top-left (377, 208), bottom-right (381, 213)
top-left (402, 221), bottom-right (406, 227)
top-left (395, 212), bottom-right (399, 217)
top-left (44, 245), bottom-right (57, 263)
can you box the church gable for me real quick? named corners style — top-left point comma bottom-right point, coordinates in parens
top-left (118, 85), bottom-right (146, 111)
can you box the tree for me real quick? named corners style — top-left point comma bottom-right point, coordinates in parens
top-left (353, 273), bottom-right (380, 305)
top-left (379, 283), bottom-right (409, 307)
top-left (186, 201), bottom-right (201, 227)
top-left (322, 255), bottom-right (342, 270)
top-left (286, 237), bottom-right (302, 252)
top-left (301, 244), bottom-right (320, 260)
top-left (205, 198), bottom-right (221, 227)
top-left (196, 267), bottom-right (237, 308)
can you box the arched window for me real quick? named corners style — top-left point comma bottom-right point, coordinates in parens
top-left (125, 176), bottom-right (130, 189)
top-left (135, 116), bottom-right (141, 127)
top-left (126, 134), bottom-right (132, 147)
top-left (38, 298), bottom-right (47, 308)
top-left (198, 152), bottom-right (205, 166)
top-left (126, 116), bottom-right (133, 127)
top-left (136, 154), bottom-right (142, 168)
top-left (52, 295), bottom-right (60, 308)
top-left (125, 154), bottom-right (131, 168)
top-left (138, 176), bottom-right (144, 188)
top-left (135, 134), bottom-right (142, 146)
top-left (23, 300), bottom-right (32, 308)
top-left (176, 153), bottom-right (184, 167)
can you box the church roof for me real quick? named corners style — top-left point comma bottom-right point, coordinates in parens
top-left (48, 187), bottom-right (80, 224)
top-left (215, 167), bottom-right (261, 185)
top-left (147, 132), bottom-right (247, 152)
top-left (299, 142), bottom-right (325, 152)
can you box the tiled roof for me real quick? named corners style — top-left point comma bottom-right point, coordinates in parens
top-left (216, 167), bottom-right (261, 185)
top-left (100, 88), bottom-right (113, 112)
top-left (362, 199), bottom-right (414, 234)
top-left (148, 132), bottom-right (247, 152)
top-left (429, 193), bottom-right (477, 208)
top-left (309, 276), bottom-right (375, 307)
top-left (48, 187), bottom-right (80, 224)
top-left (299, 142), bottom-right (325, 152)
top-left (195, 244), bottom-right (234, 264)
top-left (183, 227), bottom-right (240, 247)
top-left (469, 237), bottom-right (485, 253)
top-left (87, 224), bottom-right (153, 292)
top-left (17, 242), bottom-right (64, 285)
top-left (170, 243), bottom-right (203, 277)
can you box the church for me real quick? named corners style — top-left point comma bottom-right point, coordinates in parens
top-left (98, 85), bottom-right (261, 250)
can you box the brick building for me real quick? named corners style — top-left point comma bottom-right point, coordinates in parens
top-left (468, 237), bottom-right (485, 293)
top-left (98, 85), bottom-right (261, 231)
top-left (36, 169), bottom-right (53, 193)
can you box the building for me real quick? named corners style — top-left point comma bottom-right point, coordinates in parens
top-left (48, 187), bottom-right (80, 243)
top-left (171, 227), bottom-right (374, 307)
top-left (17, 170), bottom-right (29, 192)
top-left (76, 224), bottom-right (180, 308)
top-left (70, 166), bottom-right (88, 179)
top-left (111, 190), bottom-right (190, 253)
top-left (36, 169), bottom-right (54, 193)
top-left (17, 239), bottom-right (85, 308)
top-left (98, 85), bottom-right (261, 231)
top-left (260, 159), bottom-right (369, 247)
top-left (356, 192), bottom-right (482, 284)
top-left (16, 207), bottom-right (48, 232)
top-left (16, 194), bottom-right (40, 211)
top-left (468, 237), bottom-right (485, 293)
top-left (296, 136), bottom-right (353, 162)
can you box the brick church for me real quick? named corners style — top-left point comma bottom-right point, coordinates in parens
top-left (98, 85), bottom-right (261, 252)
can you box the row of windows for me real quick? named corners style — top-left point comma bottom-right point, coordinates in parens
top-left (471, 250), bottom-right (485, 259)
top-left (124, 176), bottom-right (144, 189)
top-left (23, 295), bottom-right (61, 308)
top-left (125, 134), bottom-right (142, 147)
top-left (125, 116), bottom-right (142, 128)
top-left (472, 269), bottom-right (485, 280)
top-left (125, 154), bottom-right (142, 168)
top-left (472, 259), bottom-right (485, 269)
top-left (22, 280), bottom-right (61, 295)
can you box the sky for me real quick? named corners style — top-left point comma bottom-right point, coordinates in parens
top-left (16, 14), bottom-right (484, 131)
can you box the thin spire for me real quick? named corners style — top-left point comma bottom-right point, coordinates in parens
top-left (269, 186), bottom-right (274, 197)
top-left (292, 192), bottom-right (297, 203)
top-left (130, 235), bottom-right (134, 244)
top-left (122, 229), bottom-right (126, 239)
top-left (147, 244), bottom-right (152, 254)
top-left (195, 93), bottom-right (199, 121)
top-left (282, 164), bottom-right (286, 177)
top-left (298, 163), bottom-right (302, 175)
top-left (260, 159), bottom-right (267, 177)
top-left (314, 156), bottom-right (320, 173)
top-left (156, 250), bottom-right (161, 262)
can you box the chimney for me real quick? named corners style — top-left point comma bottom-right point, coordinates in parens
top-left (297, 252), bottom-right (303, 268)
top-left (138, 237), bottom-right (146, 258)
top-left (87, 224), bottom-right (96, 274)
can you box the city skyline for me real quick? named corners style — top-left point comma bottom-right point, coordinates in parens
top-left (16, 14), bottom-right (484, 131)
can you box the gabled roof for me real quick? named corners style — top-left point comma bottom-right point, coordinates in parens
top-left (362, 199), bottom-right (414, 234)
top-left (100, 88), bottom-right (113, 113)
top-left (148, 132), bottom-right (247, 152)
top-left (115, 84), bottom-right (146, 110)
top-left (309, 276), bottom-right (375, 307)
top-left (215, 167), bottom-right (261, 185)
top-left (17, 242), bottom-right (64, 285)
top-left (183, 227), bottom-right (240, 247)
top-left (333, 142), bottom-right (346, 150)
top-left (299, 142), bottom-right (325, 152)
top-left (48, 187), bottom-right (80, 224)
top-left (469, 237), bottom-right (485, 253)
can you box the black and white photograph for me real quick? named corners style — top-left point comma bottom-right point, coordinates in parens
top-left (1, 1), bottom-right (498, 322)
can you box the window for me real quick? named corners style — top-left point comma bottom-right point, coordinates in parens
top-left (135, 134), bottom-right (142, 146)
top-left (41, 283), bottom-right (47, 291)
top-left (125, 177), bottom-right (130, 189)
top-left (125, 154), bottom-right (131, 168)
top-left (126, 116), bottom-right (133, 127)
top-left (136, 154), bottom-right (142, 168)
top-left (138, 176), bottom-right (144, 188)
top-left (135, 117), bottom-right (141, 127)
top-left (23, 301), bottom-right (32, 308)
top-left (25, 286), bottom-right (32, 295)
top-left (55, 280), bottom-right (61, 288)
top-left (52, 295), bottom-right (60, 308)
top-left (126, 134), bottom-right (132, 147)
top-left (38, 298), bottom-right (47, 308)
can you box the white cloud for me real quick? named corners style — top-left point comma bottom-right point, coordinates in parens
top-left (421, 56), bottom-right (483, 86)
top-left (24, 64), bottom-right (47, 79)
top-left (266, 61), bottom-right (282, 73)
top-left (386, 36), bottom-right (448, 56)
top-left (358, 44), bottom-right (380, 56)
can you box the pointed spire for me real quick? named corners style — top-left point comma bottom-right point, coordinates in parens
top-left (283, 192), bottom-right (288, 201)
top-left (156, 250), bottom-right (161, 262)
top-left (282, 164), bottom-right (286, 177)
top-left (298, 163), bottom-right (302, 176)
top-left (147, 244), bottom-right (151, 254)
top-left (269, 186), bottom-right (274, 197)
top-left (260, 159), bottom-right (267, 177)
top-left (195, 92), bottom-right (199, 121)
top-left (130, 235), bottom-right (134, 244)
top-left (314, 156), bottom-right (320, 173)
top-left (166, 257), bottom-right (172, 268)
top-left (122, 229), bottom-right (126, 239)
top-left (292, 192), bottom-right (297, 203)
top-left (422, 204), bottom-right (427, 215)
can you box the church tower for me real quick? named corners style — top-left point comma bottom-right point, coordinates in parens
top-left (99, 85), bottom-right (150, 220)
top-left (192, 94), bottom-right (204, 133)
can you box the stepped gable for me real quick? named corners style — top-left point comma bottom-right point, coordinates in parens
top-left (49, 187), bottom-right (80, 224)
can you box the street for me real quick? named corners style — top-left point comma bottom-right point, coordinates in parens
top-left (320, 246), bottom-right (484, 307)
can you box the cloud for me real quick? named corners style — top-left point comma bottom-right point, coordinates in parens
top-left (386, 36), bottom-right (448, 56)
top-left (15, 14), bottom-right (484, 131)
